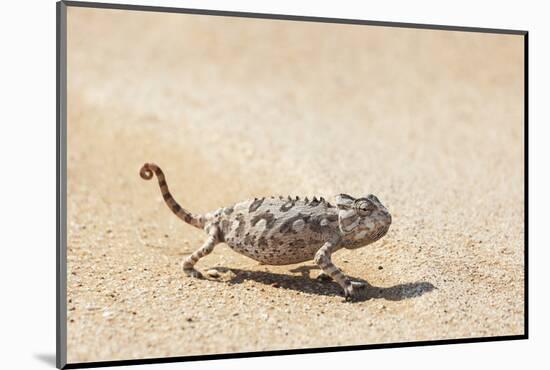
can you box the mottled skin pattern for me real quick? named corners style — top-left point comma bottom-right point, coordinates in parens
top-left (140, 163), bottom-right (392, 300)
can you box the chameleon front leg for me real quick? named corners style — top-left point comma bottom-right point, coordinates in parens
top-left (314, 239), bottom-right (357, 300)
top-left (182, 226), bottom-right (219, 279)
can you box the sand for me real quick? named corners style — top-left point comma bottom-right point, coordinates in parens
top-left (65, 7), bottom-right (525, 364)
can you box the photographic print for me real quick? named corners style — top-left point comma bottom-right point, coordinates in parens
top-left (57, 1), bottom-right (527, 368)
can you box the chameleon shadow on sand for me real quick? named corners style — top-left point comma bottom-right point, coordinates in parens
top-left (212, 266), bottom-right (436, 302)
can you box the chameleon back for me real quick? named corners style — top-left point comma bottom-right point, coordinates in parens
top-left (215, 196), bottom-right (339, 265)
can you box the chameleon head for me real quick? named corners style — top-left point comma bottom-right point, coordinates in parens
top-left (335, 193), bottom-right (392, 247)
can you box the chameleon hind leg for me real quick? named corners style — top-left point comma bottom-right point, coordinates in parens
top-left (182, 226), bottom-right (219, 279)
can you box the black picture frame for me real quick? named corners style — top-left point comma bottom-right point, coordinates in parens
top-left (56, 1), bottom-right (528, 368)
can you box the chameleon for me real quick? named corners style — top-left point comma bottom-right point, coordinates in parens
top-left (140, 163), bottom-right (392, 300)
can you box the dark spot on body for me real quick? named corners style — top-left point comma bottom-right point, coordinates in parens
top-left (258, 237), bottom-right (268, 247)
top-left (279, 213), bottom-right (310, 234)
top-left (251, 211), bottom-right (276, 229)
top-left (224, 207), bottom-right (234, 215)
top-left (244, 233), bottom-right (256, 246)
top-left (326, 214), bottom-right (338, 222)
top-left (248, 198), bottom-right (264, 213)
top-left (280, 199), bottom-right (296, 212)
top-left (308, 214), bottom-right (329, 233)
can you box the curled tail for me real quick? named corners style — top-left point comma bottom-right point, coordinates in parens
top-left (140, 163), bottom-right (204, 229)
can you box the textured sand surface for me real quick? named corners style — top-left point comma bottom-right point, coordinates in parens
top-left (65, 7), bottom-right (525, 363)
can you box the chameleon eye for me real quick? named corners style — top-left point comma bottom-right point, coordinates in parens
top-left (356, 201), bottom-right (372, 212)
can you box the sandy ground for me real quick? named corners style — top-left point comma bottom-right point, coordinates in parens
top-left (65, 7), bottom-right (525, 364)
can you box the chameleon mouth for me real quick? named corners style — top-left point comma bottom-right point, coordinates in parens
top-left (369, 224), bottom-right (390, 242)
